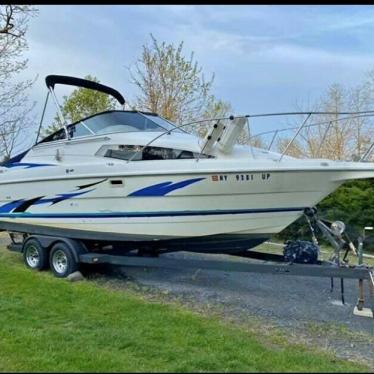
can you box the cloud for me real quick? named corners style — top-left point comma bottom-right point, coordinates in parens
top-left (12, 4), bottom-right (374, 154)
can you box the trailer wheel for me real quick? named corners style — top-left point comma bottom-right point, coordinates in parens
top-left (23, 238), bottom-right (49, 270)
top-left (49, 242), bottom-right (78, 278)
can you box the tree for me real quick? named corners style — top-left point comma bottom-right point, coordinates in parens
top-left (129, 34), bottom-right (232, 136)
top-left (276, 137), bottom-right (305, 158)
top-left (273, 76), bottom-right (374, 250)
top-left (195, 96), bottom-right (233, 138)
top-left (352, 70), bottom-right (374, 159)
top-left (247, 136), bottom-right (266, 149)
top-left (269, 83), bottom-right (374, 161)
top-left (43, 75), bottom-right (117, 136)
top-left (0, 5), bottom-right (37, 161)
top-left (277, 179), bottom-right (374, 252)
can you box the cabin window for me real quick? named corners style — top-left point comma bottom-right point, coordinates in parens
top-left (68, 123), bottom-right (92, 138)
top-left (101, 145), bottom-right (213, 161)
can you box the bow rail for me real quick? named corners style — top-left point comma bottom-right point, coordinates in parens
top-left (249, 112), bottom-right (374, 161)
top-left (125, 110), bottom-right (374, 163)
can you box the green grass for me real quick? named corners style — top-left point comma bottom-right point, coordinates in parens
top-left (0, 248), bottom-right (370, 373)
top-left (305, 321), bottom-right (374, 345)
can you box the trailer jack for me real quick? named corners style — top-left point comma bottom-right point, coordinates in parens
top-left (304, 209), bottom-right (374, 318)
top-left (353, 227), bottom-right (374, 318)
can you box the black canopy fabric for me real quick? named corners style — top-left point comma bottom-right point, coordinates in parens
top-left (45, 75), bottom-right (125, 105)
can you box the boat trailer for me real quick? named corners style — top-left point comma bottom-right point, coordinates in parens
top-left (6, 209), bottom-right (374, 318)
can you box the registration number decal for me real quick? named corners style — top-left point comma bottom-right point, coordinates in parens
top-left (211, 173), bottom-right (271, 182)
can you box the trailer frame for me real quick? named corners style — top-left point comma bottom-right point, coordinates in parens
top-left (6, 231), bottom-right (374, 317)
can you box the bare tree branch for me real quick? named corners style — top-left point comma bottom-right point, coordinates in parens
top-left (260, 82), bottom-right (374, 161)
top-left (129, 34), bottom-right (231, 137)
top-left (0, 5), bottom-right (38, 161)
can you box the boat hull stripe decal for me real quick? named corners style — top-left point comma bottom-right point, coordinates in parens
top-left (0, 189), bottom-right (95, 213)
top-left (76, 179), bottom-right (107, 190)
top-left (0, 207), bottom-right (305, 218)
top-left (4, 162), bottom-right (55, 169)
top-left (128, 178), bottom-right (205, 196)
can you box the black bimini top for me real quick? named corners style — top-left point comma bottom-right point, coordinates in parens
top-left (45, 75), bottom-right (126, 106)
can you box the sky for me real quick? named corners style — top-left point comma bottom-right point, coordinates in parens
top-left (17, 4), bottom-right (374, 150)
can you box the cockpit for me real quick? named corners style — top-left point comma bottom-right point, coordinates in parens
top-left (37, 110), bottom-right (213, 161)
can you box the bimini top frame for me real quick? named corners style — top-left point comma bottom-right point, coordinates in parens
top-left (35, 75), bottom-right (126, 144)
top-left (45, 75), bottom-right (126, 106)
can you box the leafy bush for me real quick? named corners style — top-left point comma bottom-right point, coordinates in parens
top-left (277, 179), bottom-right (374, 252)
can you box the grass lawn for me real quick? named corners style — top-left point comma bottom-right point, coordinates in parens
top-left (0, 246), bottom-right (370, 373)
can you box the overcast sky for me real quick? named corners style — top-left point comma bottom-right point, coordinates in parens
top-left (18, 4), bottom-right (374, 148)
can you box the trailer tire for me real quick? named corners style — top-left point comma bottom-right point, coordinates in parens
top-left (49, 242), bottom-right (78, 278)
top-left (23, 238), bottom-right (49, 271)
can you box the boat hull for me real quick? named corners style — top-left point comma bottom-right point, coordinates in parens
top-left (0, 165), bottom-right (358, 253)
top-left (0, 218), bottom-right (268, 253)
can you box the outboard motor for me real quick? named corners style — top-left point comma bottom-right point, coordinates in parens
top-left (283, 240), bottom-right (320, 264)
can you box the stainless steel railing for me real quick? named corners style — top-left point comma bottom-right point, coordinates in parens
top-left (126, 111), bottom-right (374, 163)
top-left (248, 112), bottom-right (374, 161)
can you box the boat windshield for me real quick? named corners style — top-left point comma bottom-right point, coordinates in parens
top-left (76, 111), bottom-right (177, 135)
top-left (39, 111), bottom-right (181, 143)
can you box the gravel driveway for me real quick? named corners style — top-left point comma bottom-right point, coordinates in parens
top-left (85, 250), bottom-right (374, 368)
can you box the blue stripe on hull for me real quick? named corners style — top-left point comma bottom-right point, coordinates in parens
top-left (4, 162), bottom-right (55, 169)
top-left (0, 207), bottom-right (305, 219)
top-left (128, 178), bottom-right (205, 196)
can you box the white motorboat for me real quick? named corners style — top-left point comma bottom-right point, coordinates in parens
top-left (1, 75), bottom-right (374, 254)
